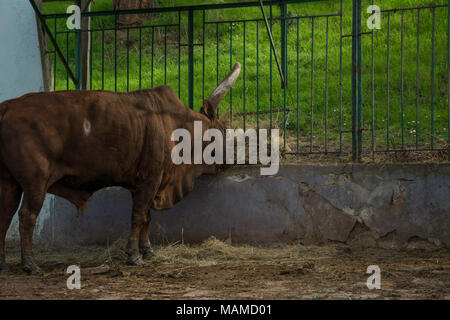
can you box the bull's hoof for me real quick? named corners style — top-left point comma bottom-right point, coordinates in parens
top-left (142, 250), bottom-right (155, 260)
top-left (126, 254), bottom-right (144, 266)
top-left (139, 241), bottom-right (155, 260)
top-left (21, 254), bottom-right (42, 275)
top-left (22, 262), bottom-right (42, 275)
top-left (125, 240), bottom-right (144, 266)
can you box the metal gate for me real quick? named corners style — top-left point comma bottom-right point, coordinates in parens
top-left (30, 0), bottom-right (450, 161)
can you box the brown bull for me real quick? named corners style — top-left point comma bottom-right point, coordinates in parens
top-left (0, 63), bottom-right (241, 274)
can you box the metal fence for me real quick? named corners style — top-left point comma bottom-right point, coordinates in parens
top-left (32, 0), bottom-right (450, 161)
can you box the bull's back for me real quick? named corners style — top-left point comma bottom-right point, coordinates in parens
top-left (0, 90), bottom-right (165, 183)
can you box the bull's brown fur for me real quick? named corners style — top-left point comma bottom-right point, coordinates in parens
top-left (0, 63), bottom-right (240, 274)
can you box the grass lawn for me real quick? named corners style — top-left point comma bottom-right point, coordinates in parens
top-left (43, 0), bottom-right (449, 155)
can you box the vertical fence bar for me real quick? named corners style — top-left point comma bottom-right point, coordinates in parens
top-left (164, 26), bottom-right (167, 85)
top-left (431, 8), bottom-right (436, 149)
top-left (203, 10), bottom-right (206, 102)
top-left (54, 18), bottom-right (57, 90)
top-left (283, 53), bottom-right (287, 151)
top-left (310, 17), bottom-right (314, 153)
top-left (89, 29), bottom-right (92, 90)
top-left (281, 0), bottom-right (288, 149)
top-left (371, 0), bottom-right (375, 158)
top-left (448, 0), bottom-right (450, 159)
top-left (188, 9), bottom-right (194, 109)
top-left (139, 27), bottom-right (142, 89)
top-left (352, 0), bottom-right (362, 161)
top-left (325, 17), bottom-right (329, 153)
top-left (257, 20), bottom-right (260, 133)
top-left (281, 2), bottom-right (287, 88)
top-left (66, 32), bottom-right (69, 90)
top-left (178, 12), bottom-right (181, 97)
top-left (339, 0), bottom-right (343, 153)
top-left (416, 10), bottom-right (420, 150)
top-left (216, 23), bottom-right (219, 87)
top-left (400, 11), bottom-right (405, 148)
top-left (243, 21), bottom-right (246, 131)
top-left (270, 3), bottom-right (273, 130)
top-left (297, 17), bottom-right (300, 153)
top-left (386, 12), bottom-right (391, 151)
top-left (114, 17), bottom-right (117, 92)
top-left (151, 27), bottom-right (154, 88)
top-left (102, 30), bottom-right (104, 90)
top-left (357, 0), bottom-right (362, 159)
top-left (75, 0), bottom-right (82, 90)
top-left (230, 22), bottom-right (233, 122)
top-left (126, 28), bottom-right (130, 92)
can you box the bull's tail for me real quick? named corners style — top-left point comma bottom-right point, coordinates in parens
top-left (0, 101), bottom-right (7, 123)
top-left (0, 101), bottom-right (8, 165)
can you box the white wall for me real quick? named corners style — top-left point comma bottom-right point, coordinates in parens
top-left (0, 0), bottom-right (45, 101)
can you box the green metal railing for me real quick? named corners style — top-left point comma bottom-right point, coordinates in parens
top-left (32, 0), bottom-right (450, 161)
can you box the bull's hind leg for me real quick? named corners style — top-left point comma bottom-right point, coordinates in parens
top-left (18, 188), bottom-right (47, 275)
top-left (126, 191), bottom-right (149, 266)
top-left (139, 210), bottom-right (154, 260)
top-left (126, 174), bottom-right (162, 266)
top-left (0, 180), bottom-right (22, 273)
top-left (1, 135), bottom-right (54, 274)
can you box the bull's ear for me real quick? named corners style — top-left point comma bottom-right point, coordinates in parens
top-left (205, 62), bottom-right (241, 118)
top-left (200, 99), bottom-right (218, 120)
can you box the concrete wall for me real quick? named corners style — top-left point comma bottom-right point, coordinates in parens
top-left (0, 0), bottom-right (55, 237)
top-left (6, 164), bottom-right (449, 248)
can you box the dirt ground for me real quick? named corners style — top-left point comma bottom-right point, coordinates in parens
top-left (0, 238), bottom-right (449, 300)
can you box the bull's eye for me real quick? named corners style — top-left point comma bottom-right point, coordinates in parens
top-left (83, 119), bottom-right (91, 136)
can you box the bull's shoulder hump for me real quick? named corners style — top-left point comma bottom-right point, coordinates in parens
top-left (128, 86), bottom-right (177, 97)
top-left (151, 85), bottom-right (182, 102)
top-left (151, 85), bottom-right (177, 94)
top-left (129, 86), bottom-right (190, 114)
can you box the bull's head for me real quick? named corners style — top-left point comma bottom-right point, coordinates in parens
top-left (199, 62), bottom-right (242, 166)
top-left (154, 63), bottom-right (241, 210)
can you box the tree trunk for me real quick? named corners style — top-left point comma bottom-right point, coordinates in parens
top-left (34, 0), bottom-right (53, 91)
top-left (113, 0), bottom-right (159, 26)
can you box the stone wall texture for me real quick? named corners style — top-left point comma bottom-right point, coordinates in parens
top-left (6, 164), bottom-right (450, 248)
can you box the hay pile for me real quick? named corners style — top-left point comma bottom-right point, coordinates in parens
top-left (86, 237), bottom-right (317, 268)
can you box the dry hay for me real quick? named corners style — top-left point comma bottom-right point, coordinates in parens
top-left (81, 237), bottom-right (328, 270)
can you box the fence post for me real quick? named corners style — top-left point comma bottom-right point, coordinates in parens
top-left (75, 0), bottom-right (82, 90)
top-left (34, 0), bottom-right (53, 92)
top-left (448, 0), bottom-right (450, 160)
top-left (280, 2), bottom-right (287, 88)
top-left (80, 0), bottom-right (91, 90)
top-left (188, 9), bottom-right (194, 109)
top-left (351, 0), bottom-right (362, 161)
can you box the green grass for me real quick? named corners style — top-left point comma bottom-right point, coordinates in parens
top-left (43, 0), bottom-right (449, 154)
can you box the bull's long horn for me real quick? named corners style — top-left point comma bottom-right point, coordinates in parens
top-left (207, 62), bottom-right (241, 108)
